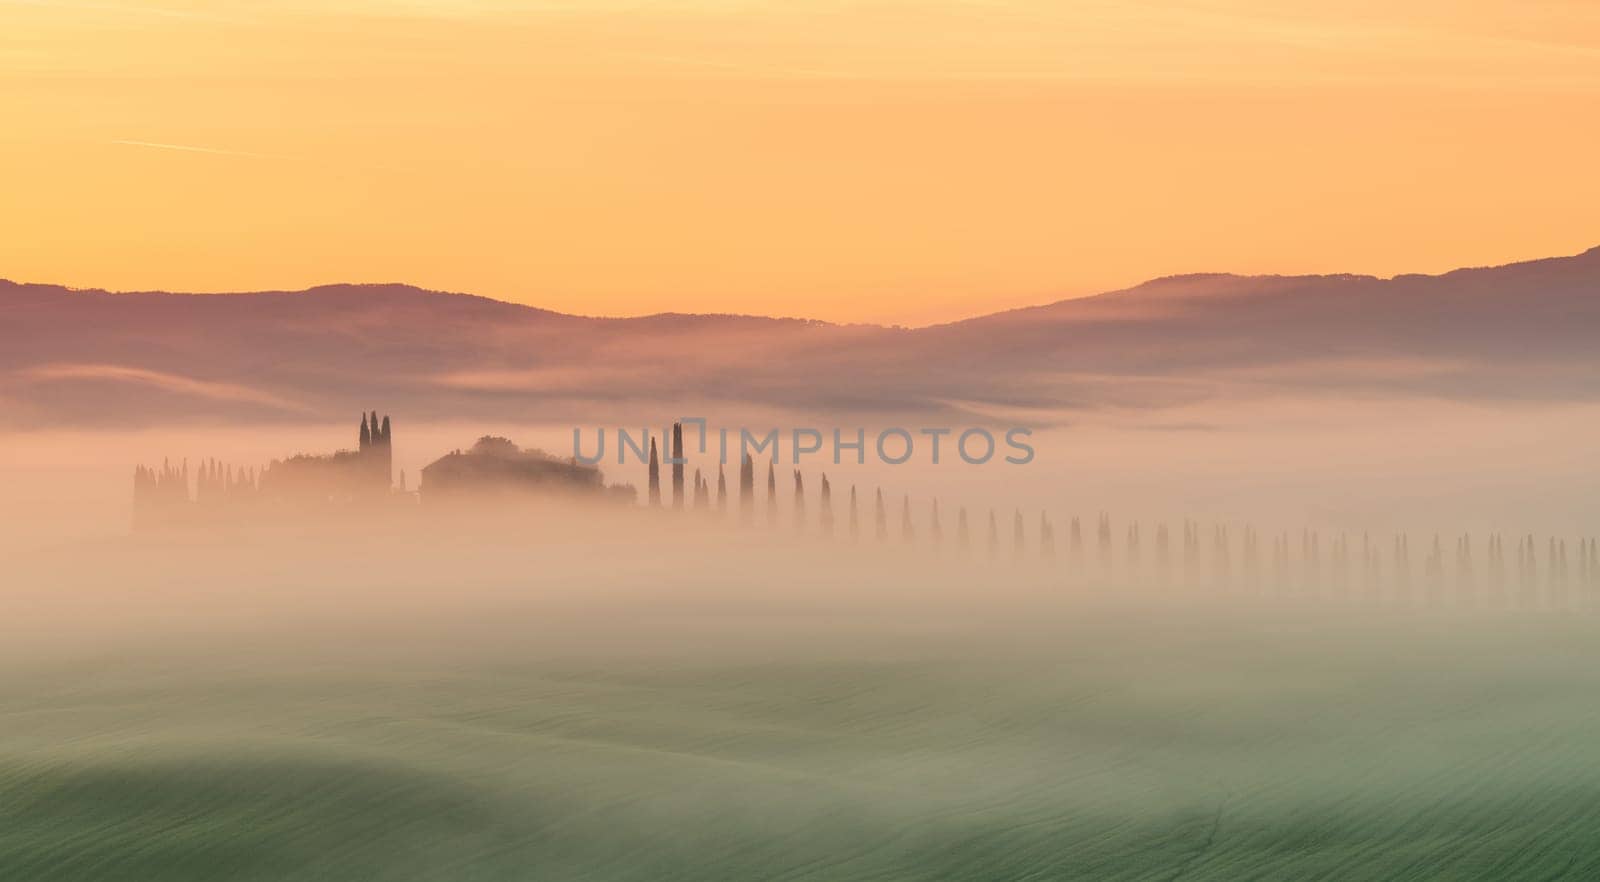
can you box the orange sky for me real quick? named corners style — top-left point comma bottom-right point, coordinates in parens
top-left (3, 0), bottom-right (1598, 325)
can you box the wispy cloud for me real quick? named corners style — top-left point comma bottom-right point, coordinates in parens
top-left (109, 139), bottom-right (282, 160)
top-left (1, 0), bottom-right (250, 24)
top-left (17, 364), bottom-right (307, 411)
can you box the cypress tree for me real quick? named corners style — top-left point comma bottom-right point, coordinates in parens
top-left (1425, 535), bottom-right (1443, 604)
top-left (1303, 530), bottom-right (1322, 594)
top-left (1580, 534), bottom-right (1593, 598)
top-left (1547, 537), bottom-right (1557, 598)
top-left (1393, 535), bottom-right (1405, 600)
top-left (739, 454), bottom-right (754, 523)
top-left (1489, 534), bottom-right (1505, 604)
top-left (793, 469), bottom-right (806, 532)
top-left (819, 474), bottom-right (834, 537)
top-left (1553, 538), bottom-right (1568, 607)
top-left (1218, 526), bottom-right (1232, 588)
top-left (1244, 526), bottom-right (1259, 590)
top-left (987, 510), bottom-right (999, 560)
top-left (1525, 535), bottom-right (1536, 606)
top-left (900, 496), bottom-right (914, 543)
top-left (1285, 533), bottom-right (1296, 593)
top-left (1517, 536), bottom-right (1527, 595)
top-left (1329, 532), bottom-right (1344, 594)
top-left (1360, 532), bottom-right (1372, 595)
top-left (766, 463), bottom-right (778, 526)
top-left (849, 484), bottom-right (859, 542)
top-left (957, 507), bottom-right (970, 551)
top-left (717, 464), bottom-right (728, 513)
top-left (647, 437), bottom-right (661, 506)
top-left (874, 489), bottom-right (888, 541)
top-left (671, 422), bottom-right (685, 510)
top-left (930, 499), bottom-right (942, 549)
top-left (1013, 509), bottom-right (1025, 559)
top-left (1189, 523), bottom-right (1201, 585)
top-left (1401, 534), bottom-right (1412, 597)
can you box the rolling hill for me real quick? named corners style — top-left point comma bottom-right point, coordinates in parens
top-left (2, 247), bottom-right (1598, 428)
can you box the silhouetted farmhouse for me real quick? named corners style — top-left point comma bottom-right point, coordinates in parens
top-left (134, 416), bottom-right (638, 529)
top-left (420, 436), bottom-right (634, 504)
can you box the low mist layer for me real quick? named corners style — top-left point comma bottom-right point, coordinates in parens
top-left (5, 520), bottom-right (1600, 880)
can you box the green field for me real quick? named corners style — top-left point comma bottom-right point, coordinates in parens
top-left (3, 594), bottom-right (1599, 881)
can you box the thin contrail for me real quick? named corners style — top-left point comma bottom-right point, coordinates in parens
top-left (110, 139), bottom-right (279, 159)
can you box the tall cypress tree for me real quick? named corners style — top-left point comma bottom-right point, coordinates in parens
top-left (793, 470), bottom-right (806, 531)
top-left (849, 485), bottom-right (859, 542)
top-left (874, 489), bottom-right (887, 541)
top-left (739, 454), bottom-right (754, 523)
top-left (793, 469), bottom-right (806, 532)
top-left (647, 437), bottom-right (661, 506)
top-left (671, 422), bottom-right (685, 510)
top-left (717, 464), bottom-right (728, 513)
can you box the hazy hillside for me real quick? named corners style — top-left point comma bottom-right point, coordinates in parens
top-left (3, 247), bottom-right (1598, 428)
top-left (912, 246), bottom-right (1600, 408)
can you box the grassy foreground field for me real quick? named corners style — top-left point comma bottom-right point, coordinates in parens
top-left (3, 595), bottom-right (1599, 881)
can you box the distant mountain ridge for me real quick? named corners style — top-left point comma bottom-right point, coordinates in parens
top-left (0, 280), bottom-right (835, 327)
top-left (3, 247), bottom-right (1598, 428)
